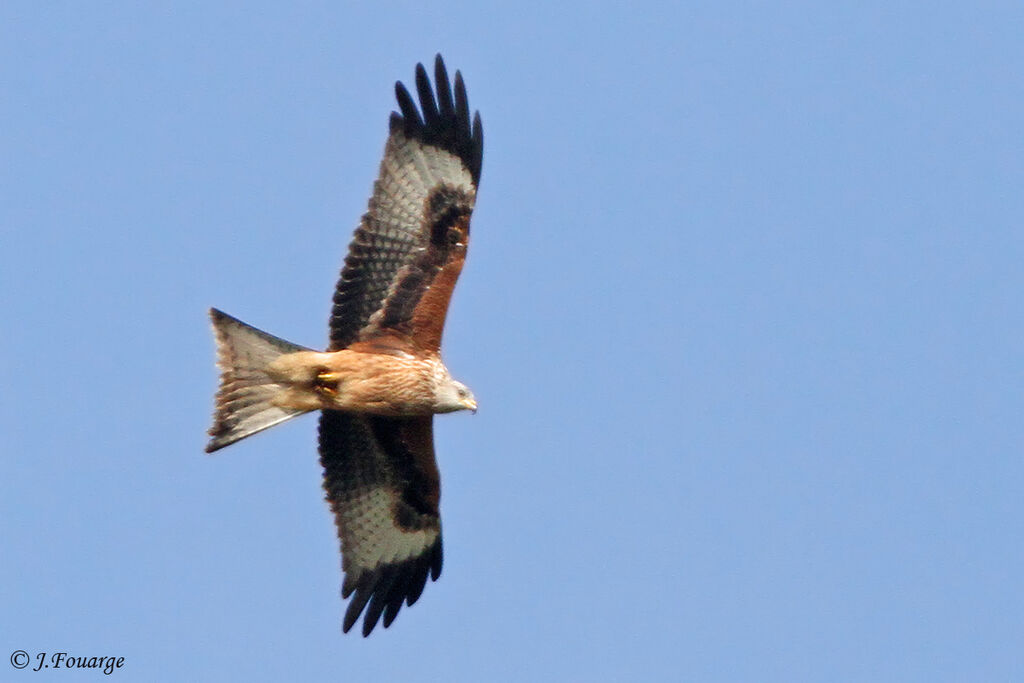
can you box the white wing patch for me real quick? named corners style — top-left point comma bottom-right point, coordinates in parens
top-left (371, 130), bottom-right (475, 239)
top-left (342, 487), bottom-right (440, 572)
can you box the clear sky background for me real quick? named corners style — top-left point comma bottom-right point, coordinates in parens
top-left (2, 3), bottom-right (1022, 681)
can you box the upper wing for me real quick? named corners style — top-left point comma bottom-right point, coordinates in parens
top-left (328, 54), bottom-right (483, 353)
top-left (318, 411), bottom-right (443, 636)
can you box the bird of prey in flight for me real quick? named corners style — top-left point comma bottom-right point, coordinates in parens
top-left (205, 55), bottom-right (483, 636)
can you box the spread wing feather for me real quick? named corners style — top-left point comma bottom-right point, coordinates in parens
top-left (318, 56), bottom-right (482, 635)
top-left (319, 412), bottom-right (443, 636)
top-left (327, 54), bottom-right (483, 353)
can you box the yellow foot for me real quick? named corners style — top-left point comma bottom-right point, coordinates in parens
top-left (315, 371), bottom-right (340, 397)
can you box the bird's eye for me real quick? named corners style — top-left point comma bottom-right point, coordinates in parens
top-left (458, 387), bottom-right (467, 397)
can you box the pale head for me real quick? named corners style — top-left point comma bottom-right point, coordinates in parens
top-left (434, 377), bottom-right (477, 414)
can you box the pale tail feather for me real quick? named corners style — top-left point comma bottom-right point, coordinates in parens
top-left (206, 308), bottom-right (311, 453)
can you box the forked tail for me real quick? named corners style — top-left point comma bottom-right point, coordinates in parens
top-left (206, 308), bottom-right (311, 453)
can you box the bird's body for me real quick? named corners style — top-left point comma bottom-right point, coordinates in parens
top-left (205, 55), bottom-right (483, 636)
top-left (265, 346), bottom-right (475, 416)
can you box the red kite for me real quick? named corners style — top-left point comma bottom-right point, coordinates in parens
top-left (206, 55), bottom-right (482, 636)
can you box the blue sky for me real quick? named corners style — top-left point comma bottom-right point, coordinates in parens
top-left (2, 2), bottom-right (1022, 681)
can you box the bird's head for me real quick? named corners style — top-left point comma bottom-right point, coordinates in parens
top-left (436, 379), bottom-right (477, 414)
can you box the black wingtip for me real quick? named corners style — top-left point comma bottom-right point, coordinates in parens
top-left (339, 536), bottom-right (443, 636)
top-left (434, 56), bottom-right (454, 119)
top-left (342, 580), bottom-right (373, 634)
top-left (391, 55), bottom-right (483, 185)
top-left (431, 539), bottom-right (443, 580)
top-left (394, 81), bottom-right (422, 131)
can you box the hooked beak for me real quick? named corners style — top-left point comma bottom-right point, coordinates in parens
top-left (460, 397), bottom-right (478, 414)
